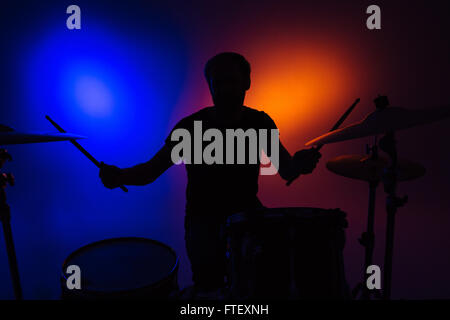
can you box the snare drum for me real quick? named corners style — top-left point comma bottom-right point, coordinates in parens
top-left (61, 237), bottom-right (179, 299)
top-left (225, 207), bottom-right (349, 299)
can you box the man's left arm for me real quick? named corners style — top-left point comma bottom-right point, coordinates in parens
top-left (277, 141), bottom-right (322, 181)
top-left (260, 112), bottom-right (321, 181)
top-left (277, 142), bottom-right (295, 181)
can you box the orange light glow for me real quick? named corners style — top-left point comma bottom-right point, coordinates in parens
top-left (245, 42), bottom-right (358, 140)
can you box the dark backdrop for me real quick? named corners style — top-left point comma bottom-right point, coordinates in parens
top-left (0, 0), bottom-right (449, 299)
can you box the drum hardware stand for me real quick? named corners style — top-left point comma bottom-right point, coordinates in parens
top-left (352, 95), bottom-right (395, 300)
top-left (379, 130), bottom-right (407, 300)
top-left (0, 148), bottom-right (23, 300)
top-left (374, 95), bottom-right (408, 300)
top-left (352, 143), bottom-right (382, 300)
top-left (351, 97), bottom-right (390, 300)
top-left (351, 96), bottom-right (412, 300)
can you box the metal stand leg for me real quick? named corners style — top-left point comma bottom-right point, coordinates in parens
top-left (0, 200), bottom-right (23, 300)
top-left (353, 143), bottom-right (381, 300)
top-left (0, 148), bottom-right (22, 300)
top-left (359, 180), bottom-right (378, 300)
top-left (379, 131), bottom-right (408, 300)
top-left (383, 206), bottom-right (396, 300)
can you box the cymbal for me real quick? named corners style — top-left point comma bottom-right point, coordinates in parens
top-left (326, 154), bottom-right (426, 182)
top-left (0, 131), bottom-right (86, 145)
top-left (306, 106), bottom-right (450, 146)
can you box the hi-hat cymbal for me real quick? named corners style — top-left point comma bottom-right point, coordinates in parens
top-left (326, 154), bottom-right (426, 182)
top-left (0, 131), bottom-right (86, 145)
top-left (306, 106), bottom-right (450, 146)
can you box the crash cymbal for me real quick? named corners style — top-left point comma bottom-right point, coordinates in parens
top-left (326, 154), bottom-right (426, 182)
top-left (306, 106), bottom-right (450, 146)
top-left (0, 131), bottom-right (85, 145)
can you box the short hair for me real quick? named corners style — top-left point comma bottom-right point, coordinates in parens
top-left (204, 52), bottom-right (251, 83)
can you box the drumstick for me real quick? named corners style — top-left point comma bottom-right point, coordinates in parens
top-left (45, 115), bottom-right (128, 193)
top-left (286, 98), bottom-right (360, 186)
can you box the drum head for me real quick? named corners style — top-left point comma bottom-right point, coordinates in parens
top-left (62, 237), bottom-right (178, 294)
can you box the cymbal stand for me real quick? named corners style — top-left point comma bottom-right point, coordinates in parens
top-left (379, 131), bottom-right (407, 300)
top-left (352, 142), bottom-right (381, 300)
top-left (353, 94), bottom-right (391, 300)
top-left (0, 148), bottom-right (22, 299)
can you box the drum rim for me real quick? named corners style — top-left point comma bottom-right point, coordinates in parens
top-left (61, 237), bottom-right (179, 296)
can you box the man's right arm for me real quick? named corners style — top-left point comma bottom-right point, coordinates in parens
top-left (99, 143), bottom-right (174, 188)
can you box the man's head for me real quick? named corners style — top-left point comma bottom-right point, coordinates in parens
top-left (204, 52), bottom-right (251, 111)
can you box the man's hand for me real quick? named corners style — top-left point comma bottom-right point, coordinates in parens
top-left (99, 162), bottom-right (123, 189)
top-left (293, 148), bottom-right (322, 175)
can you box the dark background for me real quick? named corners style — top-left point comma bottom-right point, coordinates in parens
top-left (0, 0), bottom-right (449, 299)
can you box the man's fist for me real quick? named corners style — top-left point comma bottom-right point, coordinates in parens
top-left (293, 148), bottom-right (322, 175)
top-left (99, 162), bottom-right (123, 189)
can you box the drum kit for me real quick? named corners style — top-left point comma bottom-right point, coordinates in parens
top-left (1, 96), bottom-right (449, 300)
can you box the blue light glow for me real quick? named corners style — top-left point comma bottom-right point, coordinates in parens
top-left (0, 5), bottom-right (189, 299)
top-left (74, 75), bottom-right (113, 117)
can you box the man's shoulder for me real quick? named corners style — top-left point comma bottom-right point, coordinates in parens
top-left (243, 106), bottom-right (277, 128)
top-left (177, 106), bottom-right (214, 124)
top-left (173, 106), bottom-right (276, 128)
top-left (165, 108), bottom-right (212, 142)
top-left (243, 105), bottom-right (271, 118)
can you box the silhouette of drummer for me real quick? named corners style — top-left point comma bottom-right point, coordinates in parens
top-left (99, 52), bottom-right (321, 294)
